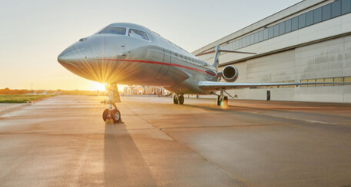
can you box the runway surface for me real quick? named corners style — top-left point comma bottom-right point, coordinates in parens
top-left (0, 95), bottom-right (351, 187)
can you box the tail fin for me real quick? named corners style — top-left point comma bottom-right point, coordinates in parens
top-left (212, 46), bottom-right (220, 71)
top-left (196, 45), bottom-right (256, 71)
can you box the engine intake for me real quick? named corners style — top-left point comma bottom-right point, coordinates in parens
top-left (222, 65), bottom-right (239, 82)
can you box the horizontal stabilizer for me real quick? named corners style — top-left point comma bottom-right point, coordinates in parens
top-left (196, 49), bottom-right (256, 56)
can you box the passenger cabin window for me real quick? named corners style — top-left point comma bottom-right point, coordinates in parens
top-left (99, 27), bottom-right (126, 35)
top-left (128, 29), bottom-right (149, 41)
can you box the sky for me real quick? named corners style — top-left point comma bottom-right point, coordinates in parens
top-left (0, 0), bottom-right (302, 91)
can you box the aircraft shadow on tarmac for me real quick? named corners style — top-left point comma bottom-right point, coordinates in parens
top-left (103, 123), bottom-right (158, 186)
top-left (181, 104), bottom-right (239, 113)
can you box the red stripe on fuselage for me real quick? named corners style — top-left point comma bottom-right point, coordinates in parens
top-left (103, 59), bottom-right (217, 77)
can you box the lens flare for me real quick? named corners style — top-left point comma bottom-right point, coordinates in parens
top-left (92, 82), bottom-right (106, 91)
top-left (220, 100), bottom-right (229, 109)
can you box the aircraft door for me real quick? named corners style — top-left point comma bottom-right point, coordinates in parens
top-left (155, 47), bottom-right (171, 80)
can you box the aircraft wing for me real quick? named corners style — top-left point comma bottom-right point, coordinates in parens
top-left (198, 81), bottom-right (350, 91)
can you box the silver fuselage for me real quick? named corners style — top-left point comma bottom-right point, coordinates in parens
top-left (58, 23), bottom-right (218, 94)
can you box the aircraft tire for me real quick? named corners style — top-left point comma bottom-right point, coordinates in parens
top-left (179, 95), bottom-right (184, 105)
top-left (173, 95), bottom-right (179, 104)
top-left (102, 109), bottom-right (109, 121)
top-left (217, 96), bottom-right (221, 106)
top-left (223, 96), bottom-right (229, 106)
top-left (111, 109), bottom-right (121, 123)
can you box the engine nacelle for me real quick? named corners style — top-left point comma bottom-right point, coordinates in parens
top-left (221, 65), bottom-right (239, 82)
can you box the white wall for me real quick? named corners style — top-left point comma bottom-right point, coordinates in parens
top-left (197, 34), bottom-right (351, 103)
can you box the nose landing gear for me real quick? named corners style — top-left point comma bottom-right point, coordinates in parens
top-left (103, 107), bottom-right (121, 123)
top-left (103, 84), bottom-right (122, 123)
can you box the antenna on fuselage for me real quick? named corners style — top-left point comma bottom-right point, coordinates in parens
top-left (196, 45), bottom-right (257, 71)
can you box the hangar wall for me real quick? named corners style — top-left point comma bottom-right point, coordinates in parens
top-left (222, 35), bottom-right (351, 103)
top-left (193, 0), bottom-right (351, 103)
top-left (216, 35), bottom-right (351, 103)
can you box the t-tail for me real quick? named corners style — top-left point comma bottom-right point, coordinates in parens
top-left (212, 45), bottom-right (220, 71)
top-left (197, 45), bottom-right (257, 71)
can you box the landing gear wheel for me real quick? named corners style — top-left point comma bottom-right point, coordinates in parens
top-left (103, 83), bottom-right (122, 123)
top-left (111, 109), bottom-right (121, 123)
top-left (224, 96), bottom-right (228, 102)
top-left (102, 109), bottom-right (109, 121)
top-left (223, 96), bottom-right (229, 106)
top-left (173, 95), bottom-right (179, 104)
top-left (179, 95), bottom-right (184, 105)
top-left (220, 96), bottom-right (228, 108)
top-left (217, 96), bottom-right (221, 106)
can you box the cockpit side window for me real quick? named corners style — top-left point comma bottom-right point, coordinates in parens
top-left (128, 29), bottom-right (149, 41)
top-left (99, 27), bottom-right (126, 35)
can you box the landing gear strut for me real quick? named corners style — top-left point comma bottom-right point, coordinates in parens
top-left (217, 90), bottom-right (228, 106)
top-left (173, 94), bottom-right (184, 105)
top-left (103, 84), bottom-right (122, 123)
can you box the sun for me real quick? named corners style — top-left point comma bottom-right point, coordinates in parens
top-left (92, 82), bottom-right (106, 91)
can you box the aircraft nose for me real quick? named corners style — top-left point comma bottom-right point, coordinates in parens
top-left (57, 35), bottom-right (125, 83)
top-left (57, 47), bottom-right (82, 65)
top-left (57, 52), bottom-right (67, 65)
top-left (57, 44), bottom-right (89, 80)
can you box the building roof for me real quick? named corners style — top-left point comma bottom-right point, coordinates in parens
top-left (192, 0), bottom-right (327, 55)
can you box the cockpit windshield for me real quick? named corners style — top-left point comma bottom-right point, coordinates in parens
top-left (128, 29), bottom-right (149, 41)
top-left (99, 27), bottom-right (126, 35)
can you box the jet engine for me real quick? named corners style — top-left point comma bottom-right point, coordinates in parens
top-left (221, 65), bottom-right (239, 82)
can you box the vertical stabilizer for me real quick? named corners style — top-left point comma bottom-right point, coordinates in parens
top-left (196, 45), bottom-right (255, 71)
top-left (212, 45), bottom-right (220, 71)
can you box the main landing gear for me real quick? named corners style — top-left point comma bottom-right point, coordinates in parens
top-left (102, 84), bottom-right (122, 123)
top-left (217, 89), bottom-right (228, 106)
top-left (173, 94), bottom-right (184, 105)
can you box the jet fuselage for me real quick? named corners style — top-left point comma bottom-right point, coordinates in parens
top-left (58, 23), bottom-right (218, 94)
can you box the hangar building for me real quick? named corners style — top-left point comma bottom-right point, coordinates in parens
top-left (193, 0), bottom-right (351, 103)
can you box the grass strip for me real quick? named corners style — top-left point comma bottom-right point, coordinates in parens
top-left (0, 95), bottom-right (53, 103)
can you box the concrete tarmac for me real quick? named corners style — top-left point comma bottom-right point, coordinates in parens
top-left (0, 95), bottom-right (351, 187)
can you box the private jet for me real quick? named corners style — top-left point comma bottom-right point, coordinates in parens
top-left (58, 23), bottom-right (349, 123)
